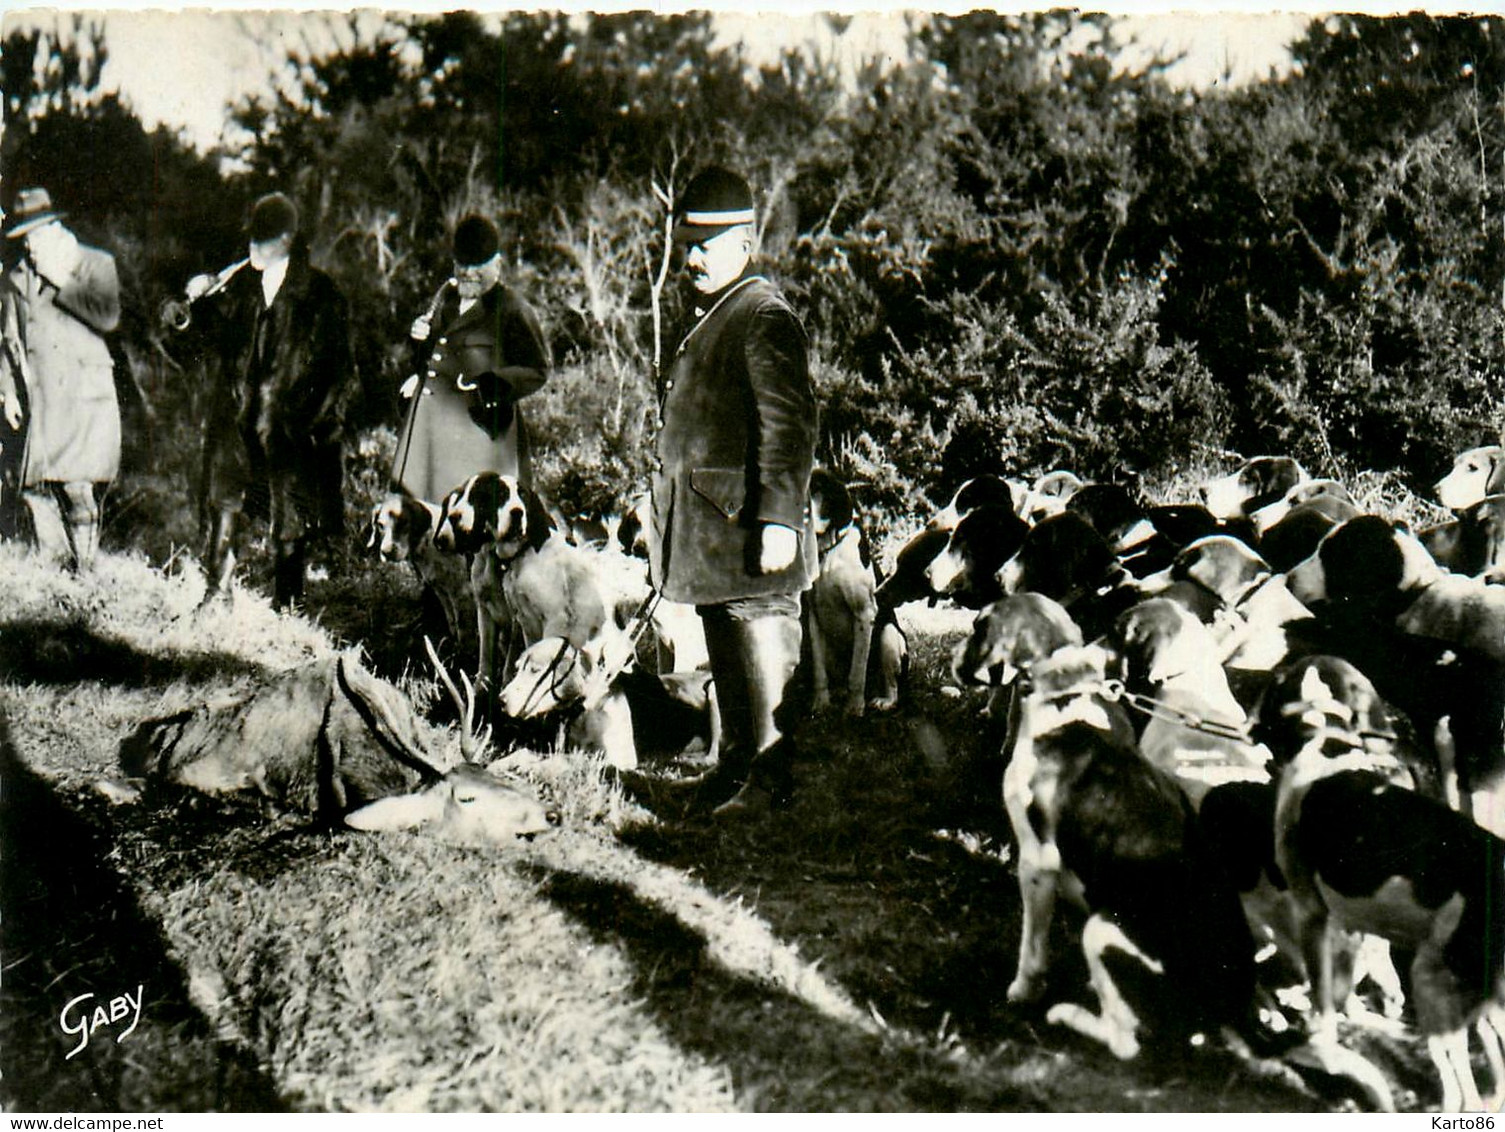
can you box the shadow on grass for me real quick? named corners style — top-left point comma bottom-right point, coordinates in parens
top-left (0, 711), bottom-right (288, 1112)
top-left (0, 618), bottom-right (270, 688)
top-left (616, 707), bottom-right (1028, 1042)
top-left (608, 705), bottom-right (1322, 1113)
top-left (532, 866), bottom-right (1033, 1111)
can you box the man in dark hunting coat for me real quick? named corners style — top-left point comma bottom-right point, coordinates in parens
top-left (191, 192), bottom-right (355, 610)
top-left (646, 167), bottom-right (819, 818)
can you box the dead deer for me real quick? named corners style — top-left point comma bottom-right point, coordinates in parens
top-left (105, 646), bottom-right (558, 846)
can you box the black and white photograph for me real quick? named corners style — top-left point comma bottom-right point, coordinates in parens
top-left (1, 3), bottom-right (1503, 1115)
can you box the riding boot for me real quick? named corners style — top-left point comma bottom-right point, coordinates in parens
top-left (648, 613), bottom-right (752, 812)
top-left (60, 481), bottom-right (100, 572)
top-left (200, 507), bottom-right (239, 607)
top-left (713, 613), bottom-right (803, 819)
top-left (22, 486), bottom-right (70, 564)
top-left (272, 537), bottom-right (307, 611)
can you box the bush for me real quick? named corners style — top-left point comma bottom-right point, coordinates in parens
top-left (527, 354), bottom-right (656, 520)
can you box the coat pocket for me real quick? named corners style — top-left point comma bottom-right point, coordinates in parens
top-left (689, 467), bottom-right (746, 521)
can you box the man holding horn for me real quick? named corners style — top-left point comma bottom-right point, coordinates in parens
top-left (185, 191), bottom-right (355, 610)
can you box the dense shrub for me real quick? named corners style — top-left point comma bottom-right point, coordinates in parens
top-left (5, 11), bottom-right (1502, 560)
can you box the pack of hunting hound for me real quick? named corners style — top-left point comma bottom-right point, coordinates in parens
top-left (102, 445), bottom-right (1505, 1113)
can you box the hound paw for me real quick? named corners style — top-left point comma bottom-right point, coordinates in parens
top-left (1046, 1002), bottom-right (1140, 1060)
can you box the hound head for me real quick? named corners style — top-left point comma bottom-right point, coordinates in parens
top-left (952, 592), bottom-right (1083, 688)
top-left (926, 473), bottom-right (1016, 533)
top-left (1250, 478), bottom-right (1352, 535)
top-left (497, 637), bottom-right (588, 719)
top-left (1111, 597), bottom-right (1209, 688)
top-left (492, 479), bottom-right (557, 559)
top-left (999, 512), bottom-right (1116, 603)
top-left (1285, 515), bottom-right (1442, 609)
top-left (1065, 482), bottom-right (1149, 546)
top-left (1173, 534), bottom-right (1271, 606)
top-left (926, 505), bottom-right (1028, 607)
top-left (1436, 445), bottom-right (1505, 512)
top-left (1019, 469), bottom-right (1085, 524)
top-left (617, 492), bottom-right (651, 560)
top-left (366, 494), bottom-right (439, 563)
top-left (1201, 456), bottom-right (1308, 521)
top-left (810, 468), bottom-right (855, 544)
top-left (1028, 642), bottom-right (1112, 701)
top-left (434, 473), bottom-right (555, 558)
top-left (1252, 655), bottom-right (1398, 769)
top-left (435, 473), bottom-right (500, 555)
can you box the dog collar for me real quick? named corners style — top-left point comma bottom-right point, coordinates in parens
top-left (1058, 563), bottom-right (1130, 616)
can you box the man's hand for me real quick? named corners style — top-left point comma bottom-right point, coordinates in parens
top-left (1, 393), bottom-right (20, 430)
top-left (757, 523), bottom-right (799, 574)
top-left (409, 314), bottom-right (433, 342)
top-left (184, 273), bottom-right (216, 301)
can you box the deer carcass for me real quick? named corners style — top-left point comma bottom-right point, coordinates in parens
top-left (111, 651), bottom-right (558, 845)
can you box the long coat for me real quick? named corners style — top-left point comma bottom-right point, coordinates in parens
top-left (0, 281), bottom-right (27, 538)
top-left (391, 282), bottom-right (549, 503)
top-left (649, 272), bottom-right (818, 607)
top-left (194, 243), bottom-right (355, 542)
top-left (8, 243), bottom-right (121, 486)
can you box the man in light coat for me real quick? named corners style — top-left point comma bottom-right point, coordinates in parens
top-left (3, 187), bottom-right (121, 570)
top-left (0, 271), bottom-right (27, 540)
top-left (646, 167), bottom-right (819, 818)
top-left (392, 213), bottom-right (550, 503)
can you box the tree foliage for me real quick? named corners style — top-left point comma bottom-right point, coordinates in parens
top-left (3, 10), bottom-right (1502, 533)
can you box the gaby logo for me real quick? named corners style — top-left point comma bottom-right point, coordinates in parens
top-left (59, 985), bottom-right (144, 1060)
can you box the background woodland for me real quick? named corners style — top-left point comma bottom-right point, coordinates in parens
top-left (3, 10), bottom-right (1502, 550)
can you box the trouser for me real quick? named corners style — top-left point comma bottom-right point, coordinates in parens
top-left (203, 503), bottom-right (307, 610)
top-left (698, 595), bottom-right (804, 796)
top-left (0, 432), bottom-right (23, 542)
top-left (24, 481), bottom-right (101, 571)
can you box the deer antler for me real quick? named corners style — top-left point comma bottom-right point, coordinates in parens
top-left (424, 636), bottom-right (491, 764)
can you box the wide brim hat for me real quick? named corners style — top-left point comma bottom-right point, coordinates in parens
top-left (4, 187), bottom-right (64, 239)
top-left (672, 167), bottom-right (756, 243)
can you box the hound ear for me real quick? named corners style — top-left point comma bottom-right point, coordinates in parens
top-left (828, 481), bottom-right (855, 533)
top-left (1488, 450), bottom-right (1505, 495)
top-left (521, 487), bottom-right (556, 547)
top-left (118, 712), bottom-right (193, 778)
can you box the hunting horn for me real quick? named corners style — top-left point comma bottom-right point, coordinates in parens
top-left (160, 257), bottom-right (251, 331)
